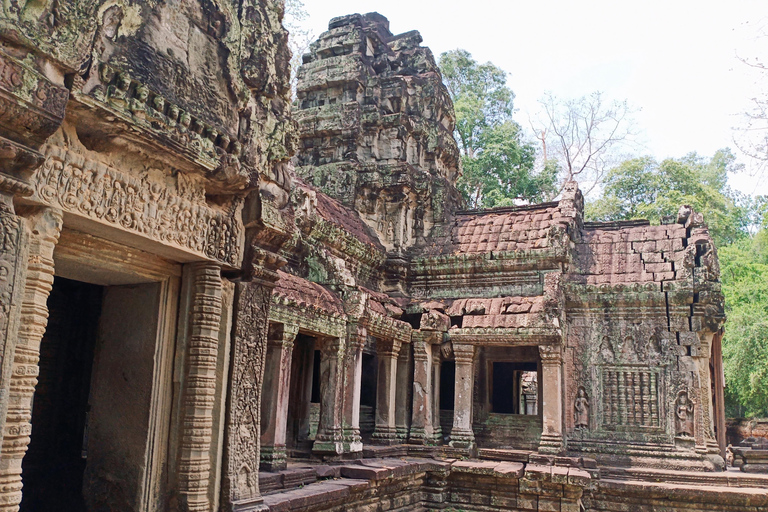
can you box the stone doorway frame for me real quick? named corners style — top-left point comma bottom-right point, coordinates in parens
top-left (11, 224), bottom-right (182, 512)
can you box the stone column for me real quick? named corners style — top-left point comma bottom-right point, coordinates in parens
top-left (409, 334), bottom-right (434, 445)
top-left (449, 343), bottom-right (476, 449)
top-left (395, 343), bottom-right (410, 442)
top-left (372, 339), bottom-right (401, 445)
top-left (221, 268), bottom-right (279, 512)
top-left (313, 336), bottom-right (345, 456)
top-left (431, 347), bottom-right (443, 444)
top-left (694, 332), bottom-right (724, 467)
top-left (0, 208), bottom-right (60, 512)
top-left (177, 262), bottom-right (223, 512)
top-left (341, 324), bottom-right (365, 455)
top-left (259, 322), bottom-right (298, 471)
top-left (539, 344), bottom-right (565, 455)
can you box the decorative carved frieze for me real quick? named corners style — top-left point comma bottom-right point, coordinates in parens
top-left (31, 146), bottom-right (243, 268)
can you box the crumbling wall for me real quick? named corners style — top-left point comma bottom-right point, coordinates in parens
top-left (564, 209), bottom-right (725, 470)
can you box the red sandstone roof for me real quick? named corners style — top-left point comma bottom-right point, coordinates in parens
top-left (449, 203), bottom-right (564, 254)
top-left (296, 181), bottom-right (383, 249)
top-left (574, 222), bottom-right (689, 285)
top-left (446, 296), bottom-right (547, 328)
top-left (273, 270), bottom-right (344, 316)
top-left (359, 285), bottom-right (404, 318)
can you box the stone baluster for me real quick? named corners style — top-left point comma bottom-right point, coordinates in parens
top-left (259, 322), bottom-right (298, 471)
top-left (372, 338), bottom-right (402, 444)
top-left (177, 262), bottom-right (223, 512)
top-left (449, 343), bottom-right (476, 449)
top-left (409, 333), bottom-right (434, 445)
top-left (0, 208), bottom-right (61, 512)
top-left (341, 323), bottom-right (366, 455)
top-left (538, 344), bottom-right (565, 455)
top-left (313, 336), bottom-right (345, 456)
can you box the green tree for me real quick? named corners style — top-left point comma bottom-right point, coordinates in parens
top-left (439, 50), bottom-right (556, 208)
top-left (720, 231), bottom-right (768, 417)
top-left (587, 149), bottom-right (751, 246)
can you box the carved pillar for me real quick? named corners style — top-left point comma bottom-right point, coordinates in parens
top-left (372, 338), bottom-right (401, 445)
top-left (694, 332), bottom-right (724, 466)
top-left (395, 343), bottom-right (410, 442)
top-left (259, 322), bottom-right (298, 472)
top-left (409, 334), bottom-right (434, 445)
top-left (539, 344), bottom-right (565, 455)
top-left (341, 323), bottom-right (365, 455)
top-left (177, 262), bottom-right (223, 512)
top-left (449, 343), bottom-right (475, 449)
top-left (313, 336), bottom-right (345, 456)
top-left (431, 347), bottom-right (443, 444)
top-left (0, 208), bottom-right (60, 512)
top-left (221, 268), bottom-right (278, 511)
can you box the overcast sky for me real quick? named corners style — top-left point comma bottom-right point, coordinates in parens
top-left (295, 1), bottom-right (768, 195)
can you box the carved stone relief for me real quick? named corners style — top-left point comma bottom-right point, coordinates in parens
top-left (32, 145), bottom-right (243, 267)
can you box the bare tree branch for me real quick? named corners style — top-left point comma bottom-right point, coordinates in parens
top-left (532, 91), bottom-right (638, 198)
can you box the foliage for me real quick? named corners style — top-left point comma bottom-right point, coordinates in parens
top-left (720, 231), bottom-right (768, 417)
top-left (283, 0), bottom-right (313, 98)
top-left (532, 91), bottom-right (636, 196)
top-left (586, 149), bottom-right (752, 246)
top-left (439, 50), bottom-right (556, 208)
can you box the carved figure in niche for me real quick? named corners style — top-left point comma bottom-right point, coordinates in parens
top-left (130, 84), bottom-right (149, 117)
top-left (675, 390), bottom-right (695, 437)
top-left (108, 72), bottom-right (131, 106)
top-left (574, 387), bottom-right (590, 429)
top-left (599, 336), bottom-right (614, 363)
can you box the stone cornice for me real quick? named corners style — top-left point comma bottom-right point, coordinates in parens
top-left (269, 299), bottom-right (347, 340)
top-left (446, 327), bottom-right (561, 346)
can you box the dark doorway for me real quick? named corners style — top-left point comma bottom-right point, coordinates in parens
top-left (286, 335), bottom-right (316, 455)
top-left (491, 362), bottom-right (538, 414)
top-left (360, 353), bottom-right (377, 440)
top-left (21, 277), bottom-right (103, 512)
top-left (440, 361), bottom-right (455, 411)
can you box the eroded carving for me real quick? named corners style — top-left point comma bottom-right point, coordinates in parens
top-left (33, 146), bottom-right (242, 266)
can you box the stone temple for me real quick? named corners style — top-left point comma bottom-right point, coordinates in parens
top-left (0, 2), bottom-right (764, 511)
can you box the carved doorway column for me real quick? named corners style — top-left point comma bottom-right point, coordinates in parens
top-left (539, 344), bottom-right (565, 454)
top-left (409, 333), bottom-right (434, 445)
top-left (341, 324), bottom-right (365, 455)
top-left (372, 338), bottom-right (401, 444)
top-left (174, 262), bottom-right (224, 512)
top-left (312, 336), bottom-right (345, 456)
top-left (260, 322), bottom-right (298, 471)
top-left (0, 208), bottom-right (61, 512)
top-left (449, 343), bottom-right (476, 449)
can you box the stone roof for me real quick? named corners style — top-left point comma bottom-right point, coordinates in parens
top-left (448, 202), bottom-right (564, 254)
top-left (273, 270), bottom-right (344, 316)
top-left (296, 180), bottom-right (385, 250)
top-left (574, 222), bottom-right (690, 285)
top-left (446, 296), bottom-right (547, 329)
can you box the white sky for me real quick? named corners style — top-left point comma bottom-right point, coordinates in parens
top-left (295, 0), bottom-right (768, 196)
